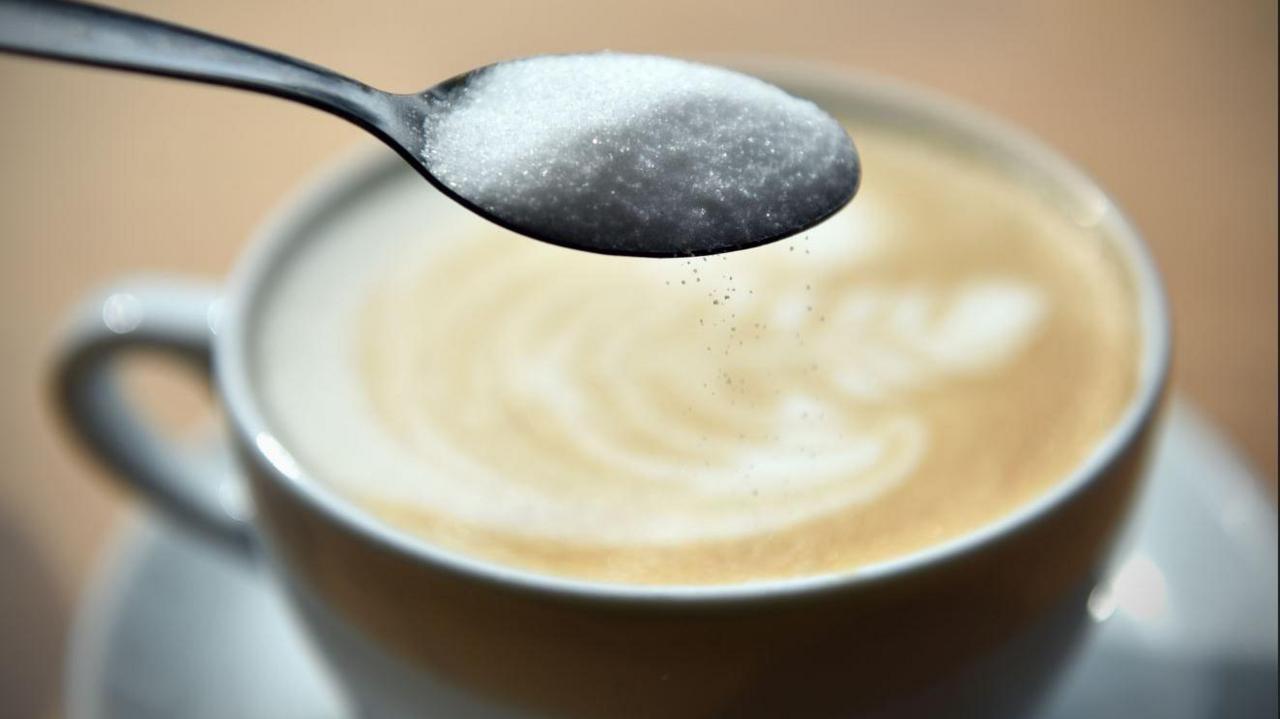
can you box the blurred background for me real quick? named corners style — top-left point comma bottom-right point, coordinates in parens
top-left (1, 1), bottom-right (1275, 717)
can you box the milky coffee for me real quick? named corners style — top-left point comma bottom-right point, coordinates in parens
top-left (253, 124), bottom-right (1140, 586)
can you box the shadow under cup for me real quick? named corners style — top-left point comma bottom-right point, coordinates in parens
top-left (215, 68), bottom-right (1170, 718)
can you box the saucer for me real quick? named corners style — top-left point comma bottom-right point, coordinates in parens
top-left (65, 399), bottom-right (1278, 718)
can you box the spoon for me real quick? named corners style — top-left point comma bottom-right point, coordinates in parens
top-left (0, 0), bottom-right (860, 257)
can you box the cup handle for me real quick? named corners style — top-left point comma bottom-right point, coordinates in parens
top-left (53, 277), bottom-right (253, 556)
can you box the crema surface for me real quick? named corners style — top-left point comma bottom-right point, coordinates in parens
top-left (253, 125), bottom-right (1139, 585)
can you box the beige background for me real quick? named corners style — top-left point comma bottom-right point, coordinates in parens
top-left (1, 1), bottom-right (1275, 716)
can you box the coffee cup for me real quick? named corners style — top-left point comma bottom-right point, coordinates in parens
top-left (53, 63), bottom-right (1170, 718)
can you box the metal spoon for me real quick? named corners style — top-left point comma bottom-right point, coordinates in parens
top-left (0, 0), bottom-right (859, 257)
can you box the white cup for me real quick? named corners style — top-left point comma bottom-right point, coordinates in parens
top-left (53, 64), bottom-right (1170, 718)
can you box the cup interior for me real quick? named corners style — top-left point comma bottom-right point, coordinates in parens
top-left (213, 64), bottom-right (1171, 603)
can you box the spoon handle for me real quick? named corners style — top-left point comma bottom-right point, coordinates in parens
top-left (0, 0), bottom-right (395, 133)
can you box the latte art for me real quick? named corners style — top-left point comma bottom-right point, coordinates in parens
top-left (361, 215), bottom-right (1046, 545)
top-left (255, 126), bottom-right (1139, 584)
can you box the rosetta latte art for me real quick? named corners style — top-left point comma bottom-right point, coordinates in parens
top-left (358, 204), bottom-right (1048, 545)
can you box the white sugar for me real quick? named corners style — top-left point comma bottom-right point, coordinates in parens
top-left (422, 53), bottom-right (858, 255)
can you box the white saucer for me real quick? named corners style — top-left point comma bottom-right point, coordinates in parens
top-left (66, 399), bottom-right (1278, 719)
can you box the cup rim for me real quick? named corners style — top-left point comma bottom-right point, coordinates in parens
top-left (214, 61), bottom-right (1171, 605)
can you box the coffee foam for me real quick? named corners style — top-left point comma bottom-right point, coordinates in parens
top-left (253, 126), bottom-right (1139, 585)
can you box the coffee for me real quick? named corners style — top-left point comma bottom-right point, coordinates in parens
top-left (253, 122), bottom-right (1139, 586)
